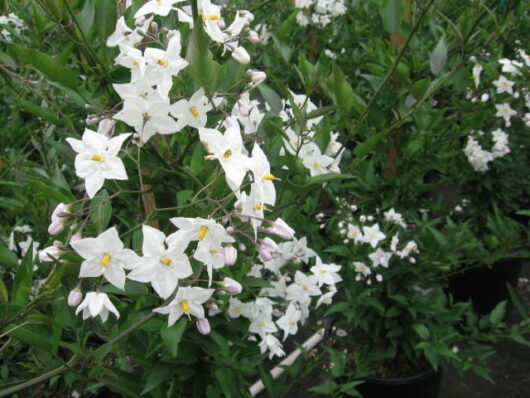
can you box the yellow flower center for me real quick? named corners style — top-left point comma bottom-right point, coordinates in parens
top-left (320, 270), bottom-right (328, 274)
top-left (258, 322), bottom-right (265, 327)
top-left (254, 204), bottom-right (267, 211)
top-left (132, 60), bottom-right (139, 66)
top-left (91, 154), bottom-right (104, 162)
top-left (180, 300), bottom-right (191, 314)
top-left (223, 149), bottom-right (232, 159)
top-left (209, 247), bottom-right (220, 254)
top-left (198, 226), bottom-right (209, 240)
top-left (160, 256), bottom-right (172, 266)
top-left (263, 173), bottom-right (280, 181)
top-left (100, 254), bottom-right (111, 267)
top-left (157, 59), bottom-right (167, 66)
top-left (314, 162), bottom-right (321, 168)
top-left (235, 307), bottom-right (241, 313)
top-left (289, 321), bottom-right (297, 326)
top-left (142, 112), bottom-right (152, 121)
top-left (189, 106), bottom-right (200, 118)
top-left (303, 285), bottom-right (309, 291)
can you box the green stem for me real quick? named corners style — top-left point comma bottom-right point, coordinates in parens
top-left (192, 0), bottom-right (199, 22)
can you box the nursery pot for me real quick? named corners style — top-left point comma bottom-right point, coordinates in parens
top-left (448, 258), bottom-right (522, 315)
top-left (356, 368), bottom-right (441, 398)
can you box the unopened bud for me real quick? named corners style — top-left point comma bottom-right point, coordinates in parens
top-left (260, 237), bottom-right (278, 253)
top-left (222, 277), bottom-right (242, 295)
top-left (68, 287), bottom-right (83, 307)
top-left (223, 246), bottom-right (237, 266)
top-left (208, 303), bottom-right (221, 316)
top-left (238, 103), bottom-right (250, 117)
top-left (239, 10), bottom-right (254, 22)
top-left (135, 15), bottom-right (146, 27)
top-left (267, 218), bottom-right (295, 240)
top-left (39, 242), bottom-right (62, 262)
top-left (85, 115), bottom-right (100, 126)
top-left (150, 21), bottom-right (158, 33)
top-left (259, 248), bottom-right (272, 262)
top-left (217, 18), bottom-right (226, 29)
top-left (232, 46), bottom-right (251, 64)
top-left (247, 30), bottom-right (259, 43)
top-left (48, 220), bottom-right (64, 235)
top-left (196, 318), bottom-right (211, 335)
top-left (246, 69), bottom-right (266, 85)
top-left (223, 115), bottom-right (238, 129)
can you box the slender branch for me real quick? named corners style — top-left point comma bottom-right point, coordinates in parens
top-left (354, 0), bottom-right (436, 131)
top-left (192, 0), bottom-right (199, 22)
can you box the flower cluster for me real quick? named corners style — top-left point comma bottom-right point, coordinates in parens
top-left (330, 203), bottom-right (418, 284)
top-left (40, 0), bottom-right (343, 359)
top-left (280, 91), bottom-right (344, 176)
top-left (294, 0), bottom-right (348, 28)
top-left (0, 13), bottom-right (26, 42)
top-left (464, 50), bottom-right (529, 171)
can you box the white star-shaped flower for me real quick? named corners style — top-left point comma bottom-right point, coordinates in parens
top-left (76, 292), bottom-right (120, 322)
top-left (154, 286), bottom-right (215, 326)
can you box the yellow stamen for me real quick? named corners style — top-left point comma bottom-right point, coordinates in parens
top-left (91, 154), bottom-right (104, 162)
top-left (209, 247), bottom-right (220, 254)
top-left (314, 162), bottom-right (321, 168)
top-left (258, 322), bottom-right (265, 327)
top-left (263, 173), bottom-right (281, 181)
top-left (160, 256), bottom-right (172, 266)
top-left (180, 300), bottom-right (191, 314)
top-left (142, 112), bottom-right (151, 121)
top-left (209, 15), bottom-right (219, 20)
top-left (235, 307), bottom-right (241, 313)
top-left (132, 60), bottom-right (139, 66)
top-left (189, 106), bottom-right (200, 118)
top-left (320, 270), bottom-right (328, 274)
top-left (198, 226), bottom-right (209, 240)
top-left (223, 149), bottom-right (232, 159)
top-left (157, 59), bottom-right (167, 66)
top-left (289, 321), bottom-right (297, 326)
top-left (303, 285), bottom-right (309, 291)
top-left (100, 254), bottom-right (111, 267)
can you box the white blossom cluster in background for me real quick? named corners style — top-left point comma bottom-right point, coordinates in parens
top-left (321, 199), bottom-right (418, 285)
top-left (279, 92), bottom-right (344, 176)
top-left (226, 236), bottom-right (342, 358)
top-left (36, 0), bottom-right (343, 359)
top-left (294, 0), bottom-right (348, 27)
top-left (464, 49), bottom-right (530, 172)
top-left (0, 13), bottom-right (26, 42)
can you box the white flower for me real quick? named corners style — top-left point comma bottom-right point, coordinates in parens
top-left (199, 120), bottom-right (251, 191)
top-left (495, 103), bottom-right (517, 127)
top-left (368, 248), bottom-right (392, 268)
top-left (127, 225), bottom-right (192, 299)
top-left (71, 227), bottom-right (140, 290)
top-left (383, 208), bottom-right (406, 227)
top-left (76, 292), bottom-right (120, 322)
top-left (493, 75), bottom-right (515, 95)
top-left (346, 223), bottom-right (363, 243)
top-left (259, 333), bottom-right (285, 359)
top-left (66, 130), bottom-right (130, 198)
top-left (316, 290), bottom-right (336, 308)
top-left (471, 64), bottom-right (483, 88)
top-left (169, 88), bottom-right (213, 132)
top-left (362, 224), bottom-right (386, 248)
top-left (135, 0), bottom-right (185, 18)
top-left (353, 261), bottom-right (371, 277)
top-left (249, 313), bottom-right (277, 335)
top-left (154, 286), bottom-right (215, 326)
top-left (285, 271), bottom-right (321, 302)
top-left (499, 58), bottom-right (523, 76)
top-left (249, 144), bottom-right (278, 206)
top-left (276, 303), bottom-right (301, 341)
top-left (228, 297), bottom-right (250, 318)
top-left (310, 257), bottom-right (342, 287)
top-left (200, 0), bottom-right (224, 43)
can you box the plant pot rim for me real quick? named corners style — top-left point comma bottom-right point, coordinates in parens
top-left (359, 367), bottom-right (439, 386)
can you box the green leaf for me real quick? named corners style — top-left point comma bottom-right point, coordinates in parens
top-left (306, 173), bottom-right (354, 186)
top-left (0, 243), bottom-right (18, 268)
top-left (430, 36), bottom-right (448, 75)
top-left (510, 325), bottom-right (530, 346)
top-left (77, 0), bottom-right (96, 37)
top-left (330, 65), bottom-right (365, 117)
top-left (0, 197), bottom-right (24, 210)
top-left (160, 318), bottom-right (186, 357)
top-left (141, 362), bottom-right (176, 395)
top-left (29, 180), bottom-right (76, 203)
top-left (0, 279), bottom-right (8, 303)
top-left (413, 324), bottom-right (430, 339)
top-left (308, 381), bottom-right (338, 395)
top-left (94, 0), bottom-right (118, 38)
top-left (214, 368), bottom-right (232, 398)
top-left (380, 0), bottom-right (405, 34)
top-left (489, 300), bottom-right (507, 324)
top-left (11, 243), bottom-right (34, 306)
top-left (7, 323), bottom-right (54, 352)
top-left (7, 43), bottom-right (79, 90)
top-left (257, 84), bottom-right (283, 114)
top-left (507, 284), bottom-right (528, 320)
top-left (90, 190), bottom-right (112, 232)
top-left (16, 100), bottom-right (62, 125)
top-left (186, 19), bottom-right (222, 93)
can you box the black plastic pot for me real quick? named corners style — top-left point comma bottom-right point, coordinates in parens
top-left (448, 258), bottom-right (522, 315)
top-left (356, 368), bottom-right (441, 398)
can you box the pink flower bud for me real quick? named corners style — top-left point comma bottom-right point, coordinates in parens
top-left (97, 118), bottom-right (115, 138)
top-left (260, 237), bottom-right (278, 253)
top-left (239, 10), bottom-right (254, 22)
top-left (208, 303), bottom-right (221, 316)
top-left (217, 18), bottom-right (226, 29)
top-left (238, 103), bottom-right (250, 117)
top-left (267, 218), bottom-right (295, 240)
top-left (135, 15), bottom-right (146, 27)
top-left (223, 246), bottom-right (237, 266)
top-left (196, 318), bottom-right (211, 335)
top-left (68, 288), bottom-right (83, 307)
top-left (232, 46), bottom-right (251, 64)
top-left (259, 248), bottom-right (272, 262)
top-left (70, 228), bottom-right (83, 243)
top-left (247, 30), bottom-right (259, 43)
top-left (223, 115), bottom-right (238, 129)
top-left (246, 69), bottom-right (266, 85)
top-left (39, 244), bottom-right (61, 262)
top-left (222, 277), bottom-right (242, 295)
top-left (48, 219), bottom-right (64, 235)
